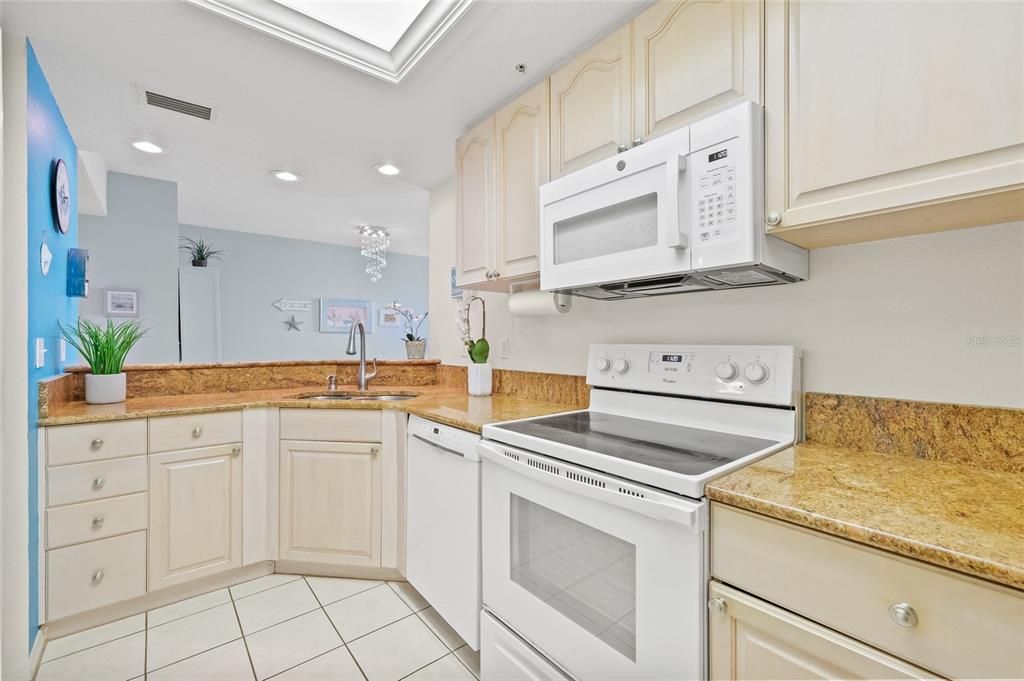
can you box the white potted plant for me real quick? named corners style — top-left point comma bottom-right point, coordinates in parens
top-left (386, 302), bottom-right (429, 359)
top-left (58, 318), bottom-right (145, 404)
top-left (460, 296), bottom-right (491, 396)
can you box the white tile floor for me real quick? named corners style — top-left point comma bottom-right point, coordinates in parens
top-left (36, 575), bottom-right (480, 681)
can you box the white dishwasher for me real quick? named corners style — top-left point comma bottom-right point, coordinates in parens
top-left (406, 415), bottom-right (482, 650)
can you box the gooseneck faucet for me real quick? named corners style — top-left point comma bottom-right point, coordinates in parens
top-left (345, 320), bottom-right (377, 391)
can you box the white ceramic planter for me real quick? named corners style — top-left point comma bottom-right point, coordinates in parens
top-left (405, 340), bottom-right (426, 359)
top-left (468, 362), bottom-right (492, 396)
top-left (85, 373), bottom-right (127, 404)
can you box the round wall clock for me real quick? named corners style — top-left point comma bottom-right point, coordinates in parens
top-left (53, 158), bottom-right (71, 234)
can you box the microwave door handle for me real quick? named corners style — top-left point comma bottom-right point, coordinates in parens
top-left (668, 153), bottom-right (689, 250)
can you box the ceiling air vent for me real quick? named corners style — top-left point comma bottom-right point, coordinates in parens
top-left (144, 91), bottom-right (213, 121)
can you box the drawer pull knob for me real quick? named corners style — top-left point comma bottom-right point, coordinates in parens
top-left (231, 446), bottom-right (241, 456)
top-left (708, 597), bottom-right (728, 616)
top-left (889, 602), bottom-right (918, 628)
top-left (92, 516), bottom-right (105, 529)
top-left (192, 427), bottom-right (203, 438)
top-left (765, 211), bottom-right (782, 227)
top-left (92, 477), bottom-right (106, 490)
top-left (370, 446), bottom-right (380, 455)
top-left (91, 570), bottom-right (105, 585)
top-left (91, 438), bottom-right (104, 450)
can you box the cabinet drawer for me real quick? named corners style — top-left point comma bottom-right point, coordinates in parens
top-left (149, 411), bottom-right (242, 453)
top-left (48, 455), bottom-right (148, 507)
top-left (711, 504), bottom-right (1024, 680)
top-left (47, 531), bottom-right (147, 621)
top-left (47, 419), bottom-right (147, 466)
top-left (47, 493), bottom-right (148, 549)
top-left (280, 409), bottom-right (381, 442)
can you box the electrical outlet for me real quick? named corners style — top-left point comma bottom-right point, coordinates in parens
top-left (500, 337), bottom-right (512, 359)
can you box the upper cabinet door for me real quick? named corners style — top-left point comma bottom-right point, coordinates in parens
top-left (633, 0), bottom-right (762, 141)
top-left (456, 116), bottom-right (496, 288)
top-left (550, 25), bottom-right (633, 178)
top-left (149, 444), bottom-right (242, 590)
top-left (765, 0), bottom-right (1024, 247)
top-left (495, 79), bottom-right (550, 281)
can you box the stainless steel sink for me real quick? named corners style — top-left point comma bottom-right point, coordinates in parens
top-left (298, 393), bottom-right (417, 402)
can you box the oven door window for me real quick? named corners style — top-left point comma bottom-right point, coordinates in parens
top-left (510, 494), bottom-right (637, 661)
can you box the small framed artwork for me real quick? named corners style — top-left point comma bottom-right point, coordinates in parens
top-left (319, 298), bottom-right (373, 333)
top-left (450, 267), bottom-right (464, 299)
top-left (379, 308), bottom-right (402, 327)
top-left (105, 289), bottom-right (139, 317)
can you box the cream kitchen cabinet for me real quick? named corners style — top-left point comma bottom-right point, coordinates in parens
top-left (763, 0), bottom-right (1024, 248)
top-left (279, 439), bottom-right (382, 567)
top-left (711, 503), bottom-right (1024, 680)
top-left (148, 443), bottom-right (243, 590)
top-left (633, 0), bottom-right (762, 142)
top-left (709, 582), bottom-right (935, 681)
top-left (276, 409), bottom-right (404, 572)
top-left (549, 25), bottom-right (632, 178)
top-left (456, 79), bottom-right (550, 289)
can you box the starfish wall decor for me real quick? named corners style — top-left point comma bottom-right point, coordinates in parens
top-left (284, 315), bottom-right (303, 331)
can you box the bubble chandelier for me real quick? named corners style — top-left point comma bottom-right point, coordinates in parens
top-left (357, 225), bottom-right (390, 283)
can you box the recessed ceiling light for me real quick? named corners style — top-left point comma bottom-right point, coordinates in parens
top-left (375, 163), bottom-right (400, 176)
top-left (132, 140), bottom-right (163, 154)
top-left (271, 170), bottom-right (302, 182)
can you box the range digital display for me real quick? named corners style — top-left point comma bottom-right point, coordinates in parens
top-left (662, 354), bottom-right (683, 363)
top-left (708, 149), bottom-right (728, 162)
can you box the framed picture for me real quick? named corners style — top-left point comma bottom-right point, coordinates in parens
top-left (379, 308), bottom-right (402, 327)
top-left (450, 267), bottom-right (464, 299)
top-left (105, 289), bottom-right (139, 317)
top-left (319, 298), bottom-right (373, 333)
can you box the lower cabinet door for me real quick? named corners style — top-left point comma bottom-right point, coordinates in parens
top-left (149, 444), bottom-right (243, 589)
top-left (709, 582), bottom-right (937, 680)
top-left (279, 440), bottom-right (382, 567)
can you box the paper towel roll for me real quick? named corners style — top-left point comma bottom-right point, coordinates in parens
top-left (508, 290), bottom-right (572, 316)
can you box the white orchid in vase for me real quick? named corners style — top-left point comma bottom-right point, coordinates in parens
top-left (386, 301), bottom-right (428, 342)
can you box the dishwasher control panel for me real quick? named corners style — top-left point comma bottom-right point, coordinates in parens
top-left (408, 415), bottom-right (481, 460)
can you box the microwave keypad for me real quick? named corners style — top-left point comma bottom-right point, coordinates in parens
top-left (697, 165), bottom-right (737, 243)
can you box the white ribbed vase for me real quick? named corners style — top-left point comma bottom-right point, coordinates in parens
top-left (468, 363), bottom-right (492, 396)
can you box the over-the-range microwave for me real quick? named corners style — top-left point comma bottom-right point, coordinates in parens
top-left (539, 101), bottom-right (808, 299)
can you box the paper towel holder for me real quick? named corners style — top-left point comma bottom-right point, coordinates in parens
top-left (508, 283), bottom-right (572, 316)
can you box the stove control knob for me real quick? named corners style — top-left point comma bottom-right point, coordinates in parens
top-left (595, 357), bottom-right (611, 373)
top-left (612, 358), bottom-right (630, 374)
top-left (744, 362), bottom-right (770, 384)
top-left (715, 361), bottom-right (739, 381)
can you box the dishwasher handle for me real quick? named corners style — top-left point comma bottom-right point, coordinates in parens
top-left (411, 433), bottom-right (466, 459)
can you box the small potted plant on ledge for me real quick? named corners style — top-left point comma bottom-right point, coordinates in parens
top-left (386, 301), bottom-right (429, 359)
top-left (180, 236), bottom-right (224, 267)
top-left (58, 318), bottom-right (146, 404)
top-left (461, 296), bottom-right (491, 396)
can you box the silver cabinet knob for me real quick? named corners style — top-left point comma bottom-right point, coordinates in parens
top-left (632, 137), bottom-right (643, 147)
top-left (492, 271), bottom-right (500, 280)
top-left (617, 143), bottom-right (629, 153)
top-left (765, 211), bottom-right (782, 226)
top-left (370, 446), bottom-right (380, 455)
top-left (889, 602), bottom-right (918, 628)
top-left (231, 446), bottom-right (242, 456)
top-left (192, 426), bottom-right (203, 438)
top-left (92, 477), bottom-right (106, 490)
top-left (708, 597), bottom-right (728, 616)
top-left (91, 570), bottom-right (105, 585)
top-left (91, 438), bottom-right (104, 450)
top-left (92, 516), bottom-right (105, 529)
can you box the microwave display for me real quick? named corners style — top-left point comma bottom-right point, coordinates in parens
top-left (708, 149), bottom-right (728, 162)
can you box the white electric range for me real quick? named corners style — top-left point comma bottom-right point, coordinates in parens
top-left (477, 344), bottom-right (801, 681)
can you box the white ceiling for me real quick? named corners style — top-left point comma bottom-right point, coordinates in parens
top-left (4, 0), bottom-right (647, 255)
top-left (272, 0), bottom-right (431, 51)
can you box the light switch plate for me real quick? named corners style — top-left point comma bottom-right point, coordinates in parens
top-left (500, 337), bottom-right (512, 359)
top-left (35, 338), bottom-right (47, 368)
top-left (59, 338), bottom-right (67, 362)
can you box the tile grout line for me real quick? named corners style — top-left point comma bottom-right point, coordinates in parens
top-left (229, 585), bottom-right (260, 681)
top-left (302, 576), bottom-right (370, 681)
top-left (144, 637), bottom-right (246, 677)
top-left (37, 624), bottom-right (147, 665)
top-left (451, 644), bottom-right (481, 680)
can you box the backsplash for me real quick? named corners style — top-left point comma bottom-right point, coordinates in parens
top-left (805, 392), bottom-right (1024, 474)
top-left (439, 365), bottom-right (589, 408)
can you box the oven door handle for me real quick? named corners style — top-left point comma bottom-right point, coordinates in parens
top-left (478, 441), bottom-right (703, 529)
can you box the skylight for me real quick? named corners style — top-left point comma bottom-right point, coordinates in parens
top-left (273, 0), bottom-right (430, 52)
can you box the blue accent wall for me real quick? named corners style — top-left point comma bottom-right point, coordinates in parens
top-left (25, 40), bottom-right (78, 643)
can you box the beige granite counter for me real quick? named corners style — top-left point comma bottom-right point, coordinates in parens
top-left (38, 383), bottom-right (578, 434)
top-left (707, 441), bottom-right (1024, 591)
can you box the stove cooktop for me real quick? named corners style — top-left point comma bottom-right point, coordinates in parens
top-left (491, 410), bottom-right (780, 477)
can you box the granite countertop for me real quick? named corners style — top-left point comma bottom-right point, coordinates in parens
top-left (38, 384), bottom-right (577, 434)
top-left (707, 442), bottom-right (1024, 591)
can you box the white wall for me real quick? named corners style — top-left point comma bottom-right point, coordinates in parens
top-left (428, 181), bottom-right (1024, 408)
